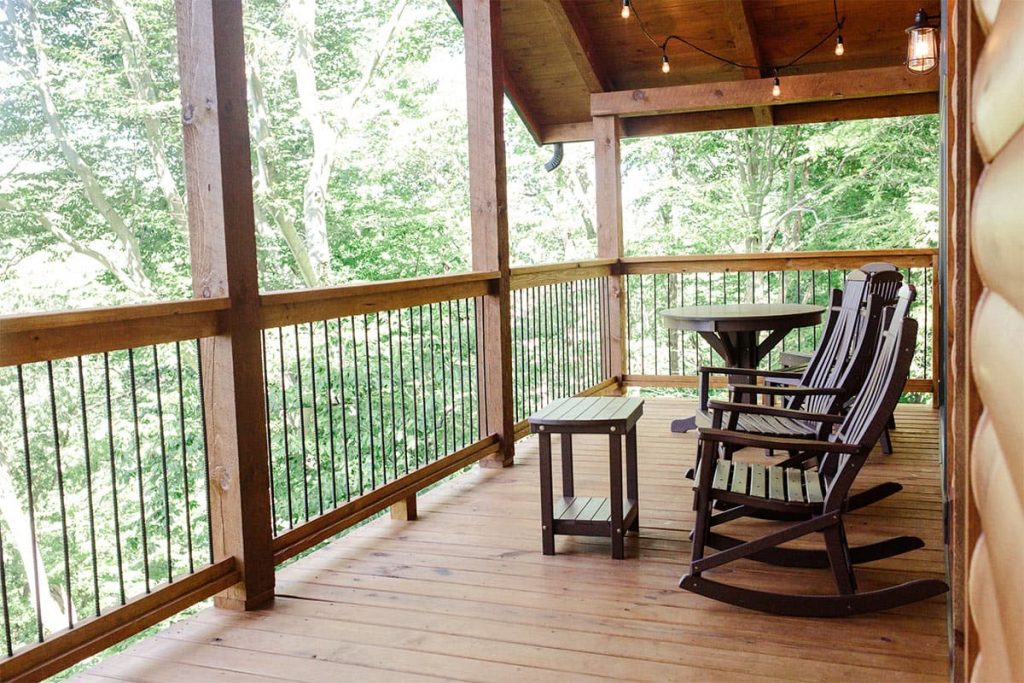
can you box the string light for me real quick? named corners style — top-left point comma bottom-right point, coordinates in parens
top-left (622, 0), bottom-right (847, 81)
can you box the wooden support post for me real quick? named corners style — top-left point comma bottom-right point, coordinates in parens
top-left (390, 495), bottom-right (418, 521)
top-left (464, 0), bottom-right (515, 467)
top-left (175, 0), bottom-right (274, 610)
top-left (594, 115), bottom-right (625, 389)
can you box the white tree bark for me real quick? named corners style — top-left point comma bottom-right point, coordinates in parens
top-left (4, 0), bottom-right (154, 298)
top-left (247, 48), bottom-right (320, 287)
top-left (107, 0), bottom-right (188, 235)
top-left (0, 456), bottom-right (69, 635)
top-left (289, 0), bottom-right (410, 280)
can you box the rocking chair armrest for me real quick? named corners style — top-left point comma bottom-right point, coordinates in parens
top-left (698, 365), bottom-right (802, 380)
top-left (729, 383), bottom-right (847, 399)
top-left (706, 400), bottom-right (845, 424)
top-left (696, 427), bottom-right (862, 454)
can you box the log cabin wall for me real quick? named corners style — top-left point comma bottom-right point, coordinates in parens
top-left (964, 0), bottom-right (1024, 680)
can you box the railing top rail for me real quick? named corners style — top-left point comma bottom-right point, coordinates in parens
top-left (260, 270), bottom-right (499, 328)
top-left (0, 298), bottom-right (229, 367)
top-left (510, 258), bottom-right (617, 276)
top-left (0, 296), bottom-right (230, 333)
top-left (260, 270), bottom-right (499, 305)
top-left (621, 248), bottom-right (938, 273)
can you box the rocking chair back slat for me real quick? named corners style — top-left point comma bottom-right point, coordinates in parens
top-left (820, 285), bottom-right (918, 506)
top-left (792, 270), bottom-right (885, 416)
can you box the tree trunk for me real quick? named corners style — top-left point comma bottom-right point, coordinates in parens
top-left (7, 0), bottom-right (154, 298)
top-left (107, 0), bottom-right (188, 235)
top-left (247, 50), bottom-right (320, 287)
top-left (0, 456), bottom-right (70, 634)
top-left (289, 0), bottom-right (410, 281)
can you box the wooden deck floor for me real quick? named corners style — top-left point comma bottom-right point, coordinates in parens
top-left (77, 398), bottom-right (949, 682)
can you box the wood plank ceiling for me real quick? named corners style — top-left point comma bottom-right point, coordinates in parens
top-left (449, 0), bottom-right (943, 143)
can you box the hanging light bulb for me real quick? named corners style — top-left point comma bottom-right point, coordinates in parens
top-left (905, 9), bottom-right (938, 73)
top-left (662, 53), bottom-right (670, 73)
top-left (621, 0), bottom-right (630, 19)
top-left (835, 34), bottom-right (845, 56)
top-left (772, 73), bottom-right (781, 97)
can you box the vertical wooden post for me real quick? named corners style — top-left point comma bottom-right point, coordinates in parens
top-left (464, 0), bottom-right (514, 466)
top-left (594, 115), bottom-right (625, 389)
top-left (175, 0), bottom-right (274, 610)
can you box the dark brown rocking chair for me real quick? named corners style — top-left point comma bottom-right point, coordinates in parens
top-left (680, 286), bottom-right (949, 617)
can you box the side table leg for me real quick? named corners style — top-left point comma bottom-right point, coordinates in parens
top-left (626, 427), bottom-right (639, 534)
top-left (560, 434), bottom-right (574, 497)
top-left (609, 434), bottom-right (624, 559)
top-left (539, 432), bottom-right (555, 555)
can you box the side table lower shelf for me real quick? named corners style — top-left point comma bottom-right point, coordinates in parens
top-left (552, 496), bottom-right (639, 538)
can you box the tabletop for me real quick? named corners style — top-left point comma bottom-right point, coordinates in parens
top-left (661, 303), bottom-right (824, 332)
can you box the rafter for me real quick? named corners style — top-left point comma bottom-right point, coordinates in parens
top-left (445, 0), bottom-right (543, 144)
top-left (539, 0), bottom-right (612, 93)
top-left (722, 0), bottom-right (773, 126)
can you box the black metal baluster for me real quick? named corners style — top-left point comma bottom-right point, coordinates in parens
top-left (623, 275), bottom-right (631, 374)
top-left (362, 314), bottom-right (377, 490)
top-left (350, 316), bottom-right (365, 497)
top-left (444, 301), bottom-right (455, 448)
top-left (475, 298), bottom-right (484, 439)
top-left (77, 357), bottom-right (101, 614)
top-left (150, 347), bottom-right (173, 584)
top-left (128, 349), bottom-right (151, 593)
top-left (175, 343), bottom-right (196, 571)
top-left (336, 319), bottom-right (352, 502)
top-left (408, 308), bottom-right (421, 469)
top-left (277, 331), bottom-right (294, 527)
top-left (923, 267), bottom-right (930, 377)
top-left (17, 366), bottom-right (44, 641)
top-left (261, 331), bottom-right (278, 533)
top-left (323, 322), bottom-right (338, 507)
top-left (387, 311), bottom-right (399, 477)
top-left (196, 342), bottom-right (214, 564)
top-left (46, 361), bottom-right (74, 626)
top-left (396, 310), bottom-right (410, 472)
top-left (293, 326), bottom-right (311, 519)
top-left (419, 305), bottom-right (430, 462)
top-left (454, 300), bottom-right (466, 448)
top-left (103, 353), bottom-right (126, 602)
top-left (812, 271), bottom-right (818, 347)
top-left (307, 323), bottom-right (324, 515)
top-left (374, 314), bottom-right (389, 484)
top-left (655, 274), bottom-right (662, 375)
top-left (0, 519), bottom-right (11, 656)
top-left (428, 303), bottom-right (441, 461)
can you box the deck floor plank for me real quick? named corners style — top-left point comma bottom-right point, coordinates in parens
top-left (78, 399), bottom-right (947, 682)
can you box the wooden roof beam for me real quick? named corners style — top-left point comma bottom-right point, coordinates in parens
top-left (722, 0), bottom-right (773, 126)
top-left (542, 91), bottom-right (938, 143)
top-left (539, 0), bottom-right (612, 93)
top-left (591, 66), bottom-right (939, 118)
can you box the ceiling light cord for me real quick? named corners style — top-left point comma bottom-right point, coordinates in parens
top-left (629, 0), bottom-right (846, 79)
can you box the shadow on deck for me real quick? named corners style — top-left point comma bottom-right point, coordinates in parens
top-left (78, 398), bottom-right (948, 682)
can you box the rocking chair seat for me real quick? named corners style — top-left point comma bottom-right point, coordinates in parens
top-left (695, 409), bottom-right (818, 438)
top-left (701, 459), bottom-right (824, 507)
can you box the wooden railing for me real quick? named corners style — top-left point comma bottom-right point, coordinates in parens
top-left (620, 248), bottom-right (940, 397)
top-left (0, 248), bottom-right (939, 679)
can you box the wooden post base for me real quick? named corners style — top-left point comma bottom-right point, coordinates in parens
top-left (390, 495), bottom-right (418, 521)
